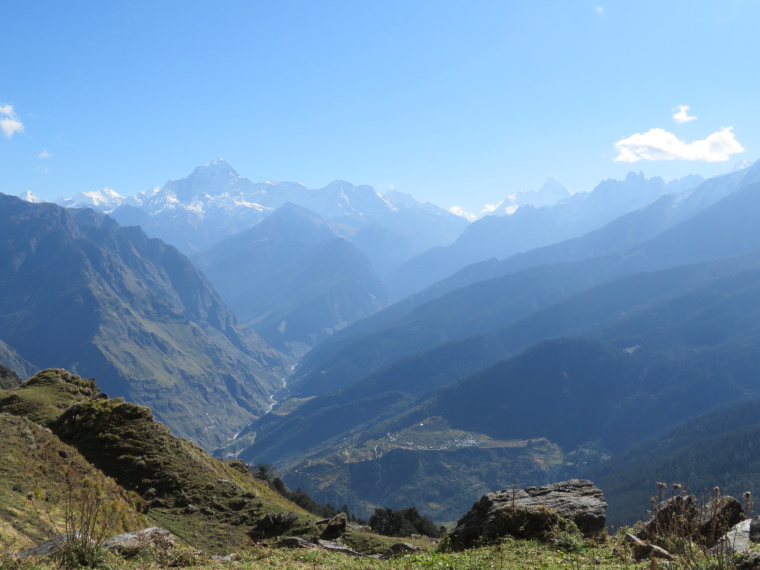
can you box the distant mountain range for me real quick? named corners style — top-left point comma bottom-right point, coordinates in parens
top-left (219, 160), bottom-right (760, 521)
top-left (296, 161), bottom-right (760, 396)
top-left (38, 158), bottom-right (468, 278)
top-left (0, 194), bottom-right (289, 449)
top-left (386, 172), bottom-right (705, 298)
top-left (488, 177), bottom-right (572, 215)
top-left (11, 156), bottom-right (760, 526)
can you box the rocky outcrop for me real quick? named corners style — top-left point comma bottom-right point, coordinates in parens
top-left (637, 495), bottom-right (745, 548)
top-left (250, 511), bottom-right (300, 538)
top-left (321, 513), bottom-right (347, 538)
top-left (449, 479), bottom-right (607, 550)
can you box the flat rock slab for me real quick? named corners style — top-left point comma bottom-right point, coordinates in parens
top-left (317, 539), bottom-right (364, 556)
top-left (277, 537), bottom-right (318, 549)
top-left (16, 532), bottom-right (83, 560)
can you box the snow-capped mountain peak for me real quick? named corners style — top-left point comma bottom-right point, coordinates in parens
top-left (733, 159), bottom-right (754, 172)
top-left (499, 177), bottom-right (572, 215)
top-left (18, 190), bottom-right (43, 203)
top-left (56, 187), bottom-right (125, 213)
top-left (162, 158), bottom-right (242, 204)
top-left (51, 159), bottom-right (467, 260)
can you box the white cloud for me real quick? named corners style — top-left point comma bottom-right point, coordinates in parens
top-left (614, 127), bottom-right (744, 163)
top-left (595, 6), bottom-right (604, 14)
top-left (38, 149), bottom-right (52, 159)
top-left (673, 104), bottom-right (697, 124)
top-left (448, 206), bottom-right (477, 221)
top-left (0, 104), bottom-right (24, 138)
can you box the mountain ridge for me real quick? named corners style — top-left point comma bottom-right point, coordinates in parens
top-left (0, 194), bottom-right (289, 449)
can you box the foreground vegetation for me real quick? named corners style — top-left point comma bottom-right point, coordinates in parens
top-left (0, 536), bottom-right (643, 569)
top-left (4, 369), bottom-right (760, 570)
top-left (6, 531), bottom-right (759, 569)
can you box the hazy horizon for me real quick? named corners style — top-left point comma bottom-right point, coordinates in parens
top-left (2, 1), bottom-right (759, 215)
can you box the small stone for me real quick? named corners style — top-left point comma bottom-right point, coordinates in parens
top-left (382, 542), bottom-right (423, 559)
top-left (210, 553), bottom-right (238, 561)
top-left (277, 537), bottom-right (316, 549)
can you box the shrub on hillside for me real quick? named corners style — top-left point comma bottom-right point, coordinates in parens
top-left (369, 506), bottom-right (441, 538)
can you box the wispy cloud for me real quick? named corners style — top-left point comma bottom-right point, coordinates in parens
top-left (0, 104), bottom-right (24, 138)
top-left (614, 127), bottom-right (744, 163)
top-left (38, 149), bottom-right (52, 159)
top-left (673, 105), bottom-right (697, 124)
top-left (595, 6), bottom-right (604, 14)
top-left (449, 206), bottom-right (477, 221)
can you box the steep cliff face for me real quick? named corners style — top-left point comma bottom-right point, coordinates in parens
top-left (0, 194), bottom-right (289, 449)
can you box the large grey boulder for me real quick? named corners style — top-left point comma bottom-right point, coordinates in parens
top-left (713, 516), bottom-right (760, 555)
top-left (449, 479), bottom-right (607, 550)
top-left (321, 513), bottom-right (347, 538)
top-left (100, 527), bottom-right (175, 557)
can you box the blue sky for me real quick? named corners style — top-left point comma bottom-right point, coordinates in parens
top-left (2, 1), bottom-right (759, 215)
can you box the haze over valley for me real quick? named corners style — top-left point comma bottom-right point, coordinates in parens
top-left (3, 155), bottom-right (760, 526)
top-left (4, 3), bottom-right (760, 566)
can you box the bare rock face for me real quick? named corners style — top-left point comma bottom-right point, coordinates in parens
top-left (449, 479), bottom-right (607, 550)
